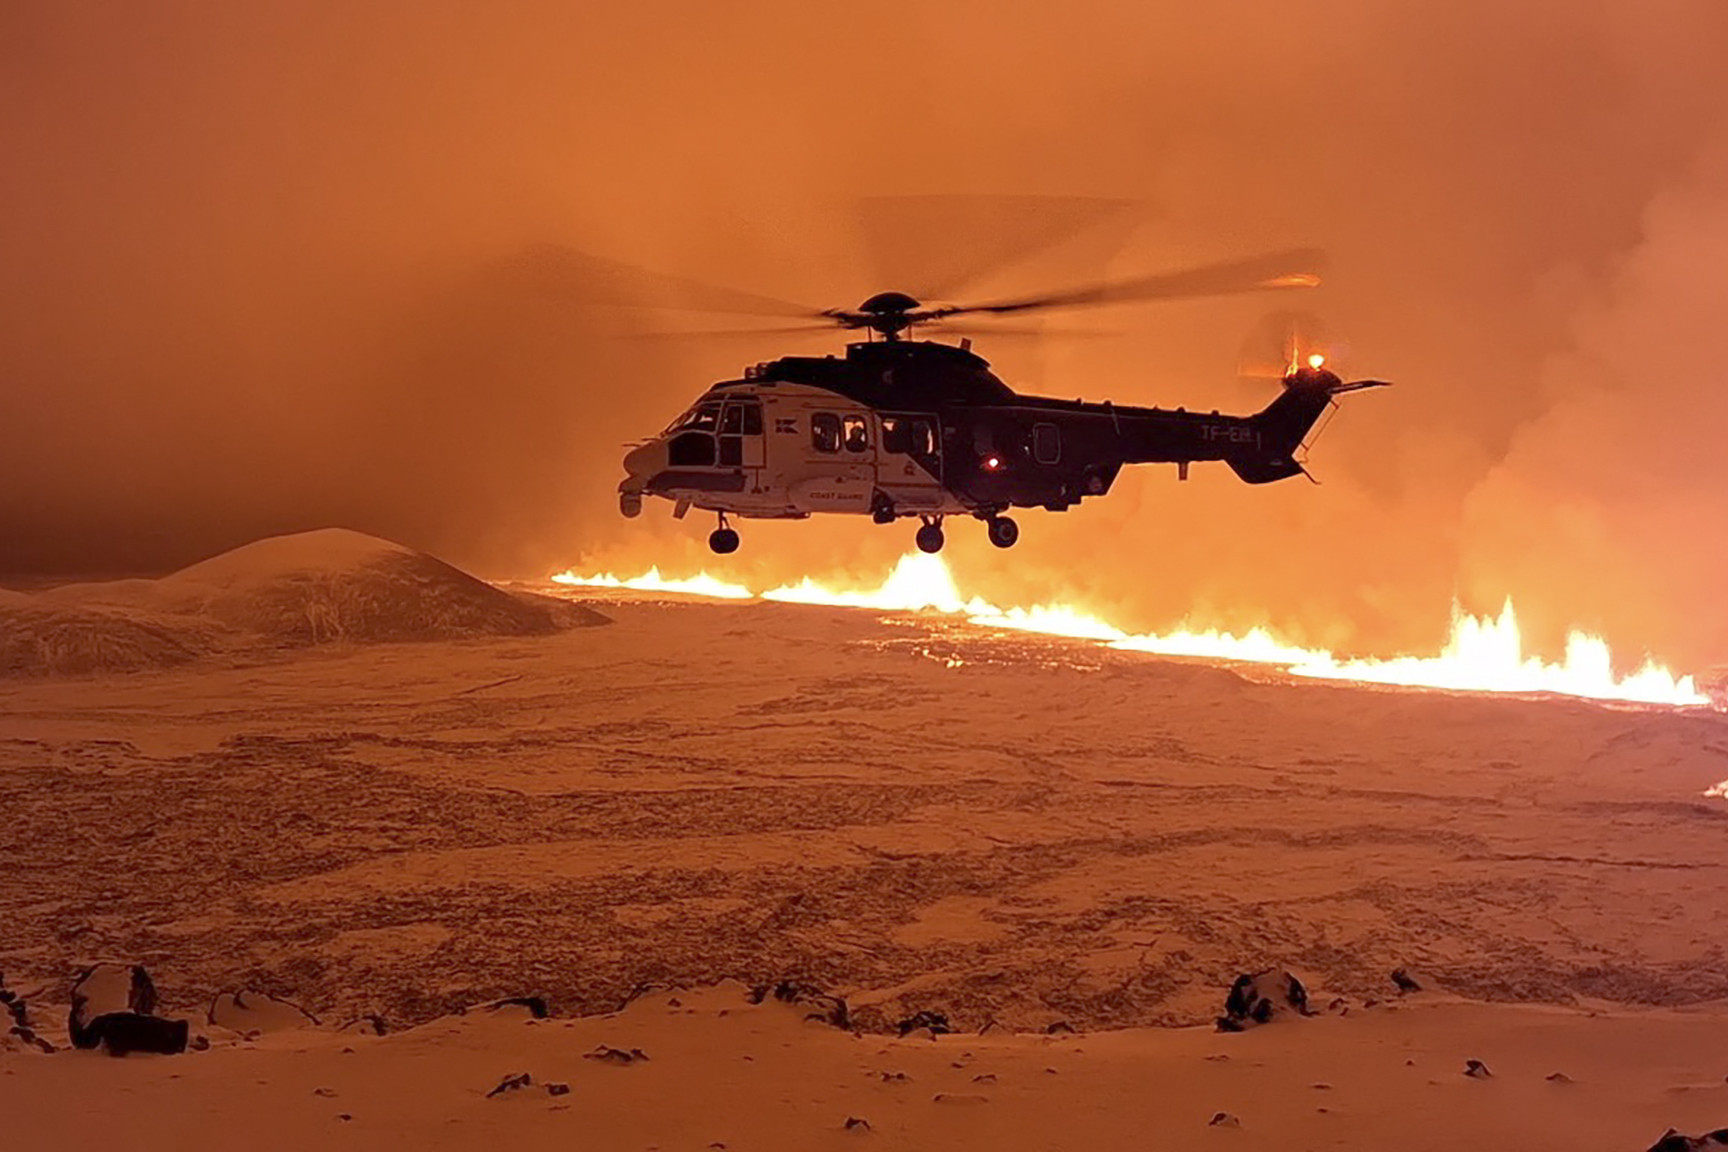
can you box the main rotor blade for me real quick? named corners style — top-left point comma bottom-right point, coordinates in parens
top-left (926, 321), bottom-right (1121, 338)
top-left (621, 322), bottom-right (838, 339)
top-left (933, 247), bottom-right (1327, 320)
top-left (854, 194), bottom-right (1136, 301)
top-left (495, 243), bottom-right (821, 318)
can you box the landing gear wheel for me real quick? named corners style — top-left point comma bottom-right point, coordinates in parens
top-left (986, 516), bottom-right (1019, 549)
top-left (915, 523), bottom-right (945, 554)
top-left (708, 527), bottom-right (739, 554)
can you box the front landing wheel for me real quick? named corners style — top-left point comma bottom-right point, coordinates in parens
top-left (986, 516), bottom-right (1019, 549)
top-left (708, 527), bottom-right (740, 554)
top-left (915, 523), bottom-right (945, 554)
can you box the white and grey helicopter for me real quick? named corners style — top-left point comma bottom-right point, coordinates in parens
top-left (614, 251), bottom-right (1386, 555)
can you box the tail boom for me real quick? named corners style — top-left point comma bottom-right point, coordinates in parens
top-left (1228, 366), bottom-right (1387, 484)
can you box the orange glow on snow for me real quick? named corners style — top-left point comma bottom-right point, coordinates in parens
top-left (550, 552), bottom-right (1710, 708)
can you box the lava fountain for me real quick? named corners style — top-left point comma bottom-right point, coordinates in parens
top-left (552, 553), bottom-right (1710, 708)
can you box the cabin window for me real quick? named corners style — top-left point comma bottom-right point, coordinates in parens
top-left (811, 412), bottom-right (841, 453)
top-left (668, 431), bottom-right (716, 467)
top-left (881, 417), bottom-right (910, 454)
top-left (1033, 422), bottom-right (1061, 465)
top-left (842, 415), bottom-right (868, 452)
top-left (911, 419), bottom-right (937, 458)
top-left (740, 403), bottom-right (762, 435)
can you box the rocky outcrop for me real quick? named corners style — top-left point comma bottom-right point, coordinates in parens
top-left (207, 989), bottom-right (319, 1034)
top-left (68, 964), bottom-right (188, 1056)
top-left (1390, 968), bottom-right (1423, 994)
top-left (1217, 969), bottom-right (1311, 1031)
top-left (749, 981), bottom-right (850, 1029)
top-left (1, 970), bottom-right (55, 1053)
top-left (1648, 1130), bottom-right (1728, 1151)
top-left (895, 1010), bottom-right (954, 1037)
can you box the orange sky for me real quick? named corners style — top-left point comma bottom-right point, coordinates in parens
top-left (3, 0), bottom-right (1727, 666)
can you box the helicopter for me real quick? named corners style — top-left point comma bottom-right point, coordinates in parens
top-left (615, 246), bottom-right (1389, 555)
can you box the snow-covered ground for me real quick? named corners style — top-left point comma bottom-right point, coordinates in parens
top-left (5, 533), bottom-right (1728, 1149)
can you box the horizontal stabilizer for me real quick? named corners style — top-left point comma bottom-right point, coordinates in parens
top-left (1228, 456), bottom-right (1306, 485)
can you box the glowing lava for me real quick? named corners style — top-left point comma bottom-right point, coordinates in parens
top-left (551, 552), bottom-right (1709, 708)
top-left (550, 566), bottom-right (752, 599)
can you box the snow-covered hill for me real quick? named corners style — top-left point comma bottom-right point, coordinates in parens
top-left (4, 529), bottom-right (604, 675)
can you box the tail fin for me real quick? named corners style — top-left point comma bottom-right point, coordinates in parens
top-left (1229, 367), bottom-right (1387, 485)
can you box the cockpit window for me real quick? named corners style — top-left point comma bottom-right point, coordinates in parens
top-left (668, 430), bottom-right (716, 467)
top-left (811, 412), bottom-right (841, 453)
top-left (667, 402), bottom-right (722, 434)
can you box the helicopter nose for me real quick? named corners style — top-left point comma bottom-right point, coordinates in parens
top-left (622, 440), bottom-right (666, 483)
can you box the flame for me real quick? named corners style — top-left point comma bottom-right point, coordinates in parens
top-left (550, 552), bottom-right (1710, 708)
top-left (551, 566), bottom-right (752, 599)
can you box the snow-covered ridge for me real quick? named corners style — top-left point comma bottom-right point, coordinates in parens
top-left (3, 529), bottom-right (604, 676)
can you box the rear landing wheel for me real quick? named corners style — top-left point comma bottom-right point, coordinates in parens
top-left (986, 516), bottom-right (1019, 549)
top-left (915, 523), bottom-right (945, 554)
top-left (708, 528), bottom-right (740, 554)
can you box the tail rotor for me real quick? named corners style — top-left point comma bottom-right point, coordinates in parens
top-left (1238, 309), bottom-right (1389, 393)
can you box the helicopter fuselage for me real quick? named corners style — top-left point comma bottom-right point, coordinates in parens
top-left (618, 339), bottom-right (1361, 553)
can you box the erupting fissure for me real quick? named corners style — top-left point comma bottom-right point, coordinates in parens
top-left (551, 554), bottom-right (1709, 708)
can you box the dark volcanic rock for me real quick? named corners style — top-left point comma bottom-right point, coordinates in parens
top-left (1391, 968), bottom-right (1423, 994)
top-left (584, 1045), bottom-right (649, 1065)
top-left (338, 1014), bottom-right (389, 1036)
top-left (750, 981), bottom-right (850, 1029)
top-left (486, 1072), bottom-right (533, 1098)
top-left (1, 970), bottom-right (54, 1053)
top-left (69, 963), bottom-right (188, 1056)
top-left (895, 1010), bottom-right (953, 1037)
top-left (208, 989), bottom-right (319, 1033)
top-left (1648, 1129), bottom-right (1728, 1151)
top-left (469, 996), bottom-right (550, 1019)
top-left (1217, 969), bottom-right (1310, 1031)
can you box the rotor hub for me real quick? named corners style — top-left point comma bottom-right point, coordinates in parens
top-left (857, 291), bottom-right (922, 314)
top-left (844, 291), bottom-right (925, 340)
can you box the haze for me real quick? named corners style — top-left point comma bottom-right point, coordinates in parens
top-left (4, 0), bottom-right (1727, 668)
